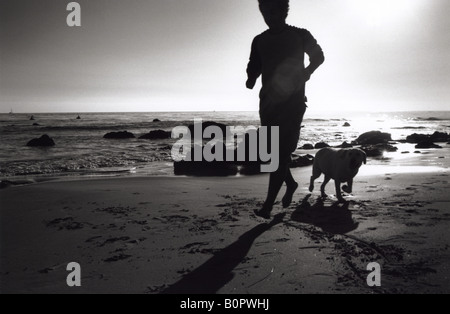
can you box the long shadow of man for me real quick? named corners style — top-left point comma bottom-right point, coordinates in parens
top-left (161, 213), bottom-right (285, 294)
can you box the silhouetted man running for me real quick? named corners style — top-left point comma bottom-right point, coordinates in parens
top-left (247, 0), bottom-right (324, 219)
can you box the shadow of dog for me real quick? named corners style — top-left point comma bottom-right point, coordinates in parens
top-left (291, 194), bottom-right (359, 234)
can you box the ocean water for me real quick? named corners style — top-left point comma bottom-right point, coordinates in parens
top-left (1, 111), bottom-right (449, 179)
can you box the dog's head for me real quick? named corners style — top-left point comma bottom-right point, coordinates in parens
top-left (339, 148), bottom-right (366, 170)
top-left (347, 148), bottom-right (367, 170)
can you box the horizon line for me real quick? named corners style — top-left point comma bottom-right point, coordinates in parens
top-left (3, 109), bottom-right (450, 115)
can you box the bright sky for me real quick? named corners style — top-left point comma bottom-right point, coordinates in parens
top-left (1, 0), bottom-right (449, 113)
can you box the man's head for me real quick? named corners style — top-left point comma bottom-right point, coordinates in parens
top-left (258, 0), bottom-right (289, 29)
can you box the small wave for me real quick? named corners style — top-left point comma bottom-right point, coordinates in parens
top-left (37, 121), bottom-right (203, 132)
top-left (415, 117), bottom-right (447, 121)
top-left (304, 119), bottom-right (331, 122)
top-left (40, 125), bottom-right (146, 132)
top-left (391, 126), bottom-right (427, 130)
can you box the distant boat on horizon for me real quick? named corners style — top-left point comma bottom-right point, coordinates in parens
top-left (9, 108), bottom-right (13, 115)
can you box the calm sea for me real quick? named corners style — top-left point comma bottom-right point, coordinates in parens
top-left (1, 111), bottom-right (449, 179)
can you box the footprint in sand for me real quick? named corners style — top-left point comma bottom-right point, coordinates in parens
top-left (189, 218), bottom-right (219, 232)
top-left (275, 238), bottom-right (290, 243)
top-left (180, 242), bottom-right (220, 255)
top-left (366, 185), bottom-right (382, 192)
top-left (128, 219), bottom-right (148, 225)
top-left (161, 215), bottom-right (191, 223)
top-left (180, 242), bottom-right (209, 250)
top-left (177, 268), bottom-right (193, 275)
top-left (85, 236), bottom-right (103, 243)
top-left (95, 206), bottom-right (136, 217)
top-left (146, 284), bottom-right (168, 293)
top-left (98, 236), bottom-right (131, 247)
top-left (45, 217), bottom-right (84, 231)
top-left (38, 263), bottom-right (66, 274)
top-left (103, 254), bottom-right (132, 263)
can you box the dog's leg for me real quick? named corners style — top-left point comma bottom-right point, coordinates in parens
top-left (335, 180), bottom-right (345, 202)
top-left (320, 175), bottom-right (330, 198)
top-left (342, 179), bottom-right (353, 194)
top-left (309, 167), bottom-right (321, 192)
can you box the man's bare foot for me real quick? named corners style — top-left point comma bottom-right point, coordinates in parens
top-left (282, 182), bottom-right (298, 208)
top-left (254, 203), bottom-right (272, 219)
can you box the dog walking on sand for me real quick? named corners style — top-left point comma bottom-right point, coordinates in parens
top-left (309, 148), bottom-right (367, 202)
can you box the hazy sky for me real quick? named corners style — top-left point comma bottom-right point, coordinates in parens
top-left (1, 0), bottom-right (449, 113)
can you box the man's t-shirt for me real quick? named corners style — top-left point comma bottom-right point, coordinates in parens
top-left (247, 25), bottom-right (324, 125)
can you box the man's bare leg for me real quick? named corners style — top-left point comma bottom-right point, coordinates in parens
top-left (282, 167), bottom-right (298, 208)
top-left (254, 161), bottom-right (289, 219)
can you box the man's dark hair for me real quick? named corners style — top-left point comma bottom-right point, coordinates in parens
top-left (258, 0), bottom-right (290, 18)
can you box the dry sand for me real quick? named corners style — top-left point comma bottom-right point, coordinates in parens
top-left (1, 160), bottom-right (449, 294)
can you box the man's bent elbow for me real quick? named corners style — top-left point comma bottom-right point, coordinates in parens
top-left (319, 52), bottom-right (325, 65)
top-left (316, 49), bottom-right (325, 66)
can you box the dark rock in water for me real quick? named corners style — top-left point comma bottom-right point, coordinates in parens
top-left (76, 115), bottom-right (81, 120)
top-left (139, 130), bottom-right (171, 140)
top-left (300, 143), bottom-right (314, 150)
top-left (375, 143), bottom-right (398, 152)
top-left (314, 142), bottom-right (330, 149)
top-left (406, 133), bottom-right (428, 143)
top-left (234, 128), bottom-right (264, 165)
top-left (361, 143), bottom-right (398, 157)
top-left (32, 123), bottom-right (40, 126)
top-left (104, 131), bottom-right (135, 139)
top-left (431, 131), bottom-right (450, 142)
top-left (354, 131), bottom-right (392, 145)
top-left (335, 141), bottom-right (353, 148)
top-left (173, 126), bottom-right (282, 176)
top-left (291, 154), bottom-right (314, 168)
top-left (407, 131), bottom-right (450, 143)
top-left (153, 119), bottom-right (161, 122)
top-left (401, 151), bottom-right (410, 154)
top-left (0, 179), bottom-right (36, 188)
top-left (0, 181), bottom-right (12, 189)
top-left (173, 144), bottom-right (238, 176)
top-left (187, 121), bottom-right (228, 139)
top-left (361, 147), bottom-right (383, 157)
top-left (234, 128), bottom-right (275, 175)
top-left (414, 151), bottom-right (421, 154)
top-left (343, 122), bottom-right (351, 127)
top-left (174, 160), bottom-right (238, 176)
top-left (239, 163), bottom-right (263, 175)
top-left (415, 140), bottom-right (442, 149)
top-left (27, 134), bottom-right (55, 147)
